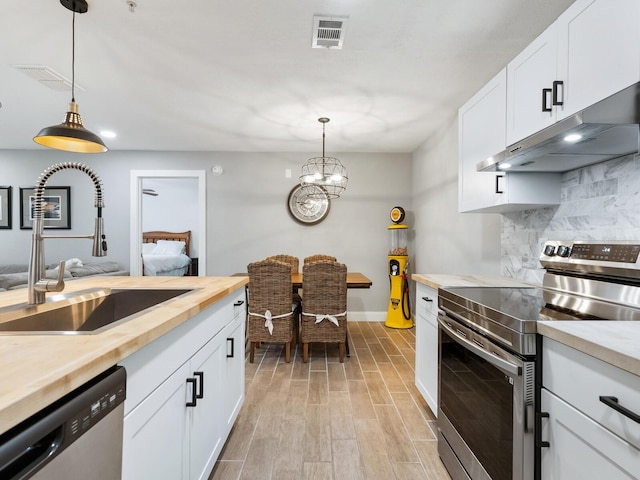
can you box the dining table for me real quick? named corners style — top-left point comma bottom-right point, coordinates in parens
top-left (233, 272), bottom-right (373, 289)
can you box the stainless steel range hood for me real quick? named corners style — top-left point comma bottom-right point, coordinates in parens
top-left (477, 82), bottom-right (640, 173)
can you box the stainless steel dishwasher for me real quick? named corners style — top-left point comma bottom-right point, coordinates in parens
top-left (0, 366), bottom-right (126, 480)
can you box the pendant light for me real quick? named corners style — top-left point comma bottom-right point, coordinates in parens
top-left (33, 0), bottom-right (108, 153)
top-left (299, 117), bottom-right (348, 199)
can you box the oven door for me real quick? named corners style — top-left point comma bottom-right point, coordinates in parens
top-left (437, 311), bottom-right (535, 480)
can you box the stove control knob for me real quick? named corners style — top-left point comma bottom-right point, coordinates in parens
top-left (543, 245), bottom-right (556, 256)
top-left (557, 245), bottom-right (571, 257)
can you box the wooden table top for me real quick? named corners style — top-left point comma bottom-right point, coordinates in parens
top-left (234, 272), bottom-right (372, 288)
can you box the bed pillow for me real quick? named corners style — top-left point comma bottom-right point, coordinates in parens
top-left (141, 243), bottom-right (157, 254)
top-left (154, 240), bottom-right (186, 255)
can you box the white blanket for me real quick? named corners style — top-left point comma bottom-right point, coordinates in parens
top-left (143, 253), bottom-right (191, 276)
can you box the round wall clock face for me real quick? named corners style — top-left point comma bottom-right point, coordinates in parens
top-left (287, 185), bottom-right (330, 225)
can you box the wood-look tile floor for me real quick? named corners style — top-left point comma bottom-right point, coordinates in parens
top-left (209, 321), bottom-right (452, 480)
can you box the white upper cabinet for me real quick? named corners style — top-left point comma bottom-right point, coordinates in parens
top-left (458, 68), bottom-right (507, 212)
top-left (506, 0), bottom-right (640, 146)
top-left (458, 68), bottom-right (561, 213)
top-left (506, 23), bottom-right (558, 145)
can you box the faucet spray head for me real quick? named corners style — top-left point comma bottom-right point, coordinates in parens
top-left (92, 216), bottom-right (107, 256)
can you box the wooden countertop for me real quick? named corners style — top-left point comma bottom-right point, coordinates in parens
top-left (412, 273), bottom-right (536, 289)
top-left (0, 275), bottom-right (248, 434)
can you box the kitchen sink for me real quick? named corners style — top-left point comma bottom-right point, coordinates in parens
top-left (0, 288), bottom-right (194, 334)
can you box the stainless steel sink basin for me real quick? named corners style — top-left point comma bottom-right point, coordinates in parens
top-left (0, 288), bottom-right (194, 335)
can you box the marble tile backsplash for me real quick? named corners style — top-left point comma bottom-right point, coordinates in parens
top-left (501, 153), bottom-right (640, 283)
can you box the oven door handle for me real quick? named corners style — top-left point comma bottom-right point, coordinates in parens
top-left (438, 316), bottom-right (522, 376)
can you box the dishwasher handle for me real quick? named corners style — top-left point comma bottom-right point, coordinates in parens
top-left (0, 426), bottom-right (63, 479)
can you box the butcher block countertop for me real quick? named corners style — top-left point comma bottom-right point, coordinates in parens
top-left (0, 275), bottom-right (248, 434)
top-left (412, 273), bottom-right (536, 289)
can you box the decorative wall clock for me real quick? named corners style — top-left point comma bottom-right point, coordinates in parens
top-left (287, 184), bottom-right (330, 225)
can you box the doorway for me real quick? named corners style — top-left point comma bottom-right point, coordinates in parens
top-left (129, 170), bottom-right (206, 276)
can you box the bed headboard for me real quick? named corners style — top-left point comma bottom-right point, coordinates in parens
top-left (143, 230), bottom-right (191, 257)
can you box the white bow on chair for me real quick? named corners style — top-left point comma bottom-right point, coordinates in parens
top-left (314, 314), bottom-right (339, 327)
top-left (302, 311), bottom-right (347, 327)
top-left (264, 310), bottom-right (273, 334)
top-left (248, 309), bottom-right (295, 335)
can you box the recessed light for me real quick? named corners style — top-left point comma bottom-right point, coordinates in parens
top-left (498, 163), bottom-right (512, 170)
top-left (564, 133), bottom-right (582, 143)
top-left (100, 130), bottom-right (116, 139)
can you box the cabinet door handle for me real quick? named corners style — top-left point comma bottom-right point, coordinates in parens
top-left (421, 297), bottom-right (433, 302)
top-left (552, 80), bottom-right (564, 106)
top-left (234, 300), bottom-right (245, 306)
top-left (542, 88), bottom-right (552, 112)
top-left (537, 411), bottom-right (550, 448)
top-left (599, 396), bottom-right (640, 423)
top-left (186, 378), bottom-right (197, 407)
top-left (194, 371), bottom-right (204, 399)
top-left (495, 175), bottom-right (504, 194)
top-left (227, 338), bottom-right (235, 358)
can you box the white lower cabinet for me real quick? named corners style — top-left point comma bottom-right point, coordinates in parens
top-left (122, 362), bottom-right (190, 480)
top-left (541, 389), bottom-right (639, 479)
top-left (415, 283), bottom-right (438, 416)
top-left (541, 337), bottom-right (640, 479)
top-left (120, 289), bottom-right (246, 480)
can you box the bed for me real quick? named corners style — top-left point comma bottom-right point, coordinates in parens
top-left (142, 230), bottom-right (193, 276)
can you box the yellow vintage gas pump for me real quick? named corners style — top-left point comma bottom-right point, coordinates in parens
top-left (385, 207), bottom-right (412, 329)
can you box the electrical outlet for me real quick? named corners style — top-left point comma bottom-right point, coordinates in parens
top-left (285, 168), bottom-right (291, 178)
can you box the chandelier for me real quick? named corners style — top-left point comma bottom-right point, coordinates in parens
top-left (299, 117), bottom-right (348, 199)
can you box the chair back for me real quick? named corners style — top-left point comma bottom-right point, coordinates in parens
top-left (247, 259), bottom-right (293, 316)
top-left (265, 254), bottom-right (299, 274)
top-left (302, 260), bottom-right (347, 314)
top-left (303, 254), bottom-right (337, 265)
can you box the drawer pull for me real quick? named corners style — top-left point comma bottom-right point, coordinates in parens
top-left (599, 396), bottom-right (640, 423)
top-left (421, 297), bottom-right (433, 302)
top-left (234, 300), bottom-right (245, 306)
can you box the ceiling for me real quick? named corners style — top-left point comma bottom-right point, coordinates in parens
top-left (0, 0), bottom-right (575, 153)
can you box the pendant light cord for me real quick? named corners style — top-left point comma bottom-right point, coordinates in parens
top-left (71, 11), bottom-right (76, 102)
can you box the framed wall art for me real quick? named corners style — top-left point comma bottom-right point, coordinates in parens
top-left (20, 186), bottom-right (71, 230)
top-left (0, 186), bottom-right (12, 229)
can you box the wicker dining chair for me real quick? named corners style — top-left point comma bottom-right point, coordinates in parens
top-left (300, 260), bottom-right (348, 363)
top-left (303, 254), bottom-right (337, 265)
top-left (247, 259), bottom-right (298, 363)
top-left (266, 254), bottom-right (302, 302)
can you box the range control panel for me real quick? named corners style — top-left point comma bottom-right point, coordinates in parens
top-left (540, 241), bottom-right (640, 277)
top-left (569, 243), bottom-right (640, 263)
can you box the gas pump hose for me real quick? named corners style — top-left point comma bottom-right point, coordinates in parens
top-left (401, 271), bottom-right (411, 320)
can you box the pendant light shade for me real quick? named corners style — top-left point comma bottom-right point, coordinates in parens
top-left (34, 100), bottom-right (107, 153)
top-left (33, 0), bottom-right (108, 153)
top-left (299, 117), bottom-right (348, 199)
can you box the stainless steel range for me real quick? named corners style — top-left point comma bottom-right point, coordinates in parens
top-left (436, 241), bottom-right (640, 480)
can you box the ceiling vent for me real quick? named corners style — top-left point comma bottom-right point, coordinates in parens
top-left (11, 64), bottom-right (84, 92)
top-left (312, 15), bottom-right (348, 49)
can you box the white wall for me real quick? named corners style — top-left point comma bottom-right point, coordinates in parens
top-left (411, 115), bottom-right (502, 278)
top-left (0, 149), bottom-right (411, 316)
top-left (142, 177), bottom-right (200, 256)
